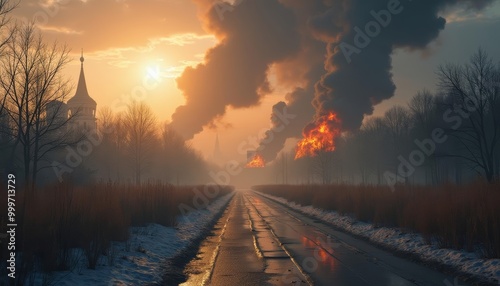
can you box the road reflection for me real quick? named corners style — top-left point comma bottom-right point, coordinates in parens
top-left (300, 236), bottom-right (337, 272)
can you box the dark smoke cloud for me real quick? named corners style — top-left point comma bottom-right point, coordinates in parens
top-left (172, 0), bottom-right (495, 161)
top-left (258, 87), bottom-right (314, 162)
top-left (259, 39), bottom-right (326, 162)
top-left (311, 0), bottom-right (496, 131)
top-left (169, 0), bottom-right (300, 140)
top-left (257, 0), bottom-right (328, 162)
top-left (258, 0), bottom-right (495, 161)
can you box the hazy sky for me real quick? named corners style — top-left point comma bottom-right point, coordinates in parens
top-left (12, 0), bottom-right (500, 163)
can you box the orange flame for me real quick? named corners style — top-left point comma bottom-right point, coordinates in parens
top-left (246, 154), bottom-right (265, 168)
top-left (295, 112), bottom-right (341, 159)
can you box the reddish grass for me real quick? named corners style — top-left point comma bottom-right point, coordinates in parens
top-left (253, 182), bottom-right (500, 258)
top-left (0, 182), bottom-right (232, 276)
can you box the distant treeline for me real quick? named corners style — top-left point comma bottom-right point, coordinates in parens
top-left (269, 49), bottom-right (500, 186)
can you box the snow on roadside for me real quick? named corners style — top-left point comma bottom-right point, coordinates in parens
top-left (33, 192), bottom-right (234, 286)
top-left (258, 192), bottom-right (500, 285)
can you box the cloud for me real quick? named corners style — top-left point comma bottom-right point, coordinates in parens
top-left (77, 33), bottom-right (215, 69)
top-left (12, 0), bottom-right (203, 51)
top-left (39, 25), bottom-right (83, 35)
top-left (168, 0), bottom-right (300, 140)
top-left (152, 33), bottom-right (215, 47)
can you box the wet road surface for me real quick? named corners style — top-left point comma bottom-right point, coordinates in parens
top-left (181, 190), bottom-right (468, 286)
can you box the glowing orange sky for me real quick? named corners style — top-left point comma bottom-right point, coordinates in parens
top-left (11, 0), bottom-right (500, 163)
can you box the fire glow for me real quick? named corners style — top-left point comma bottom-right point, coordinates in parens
top-left (246, 154), bottom-right (265, 168)
top-left (295, 112), bottom-right (341, 159)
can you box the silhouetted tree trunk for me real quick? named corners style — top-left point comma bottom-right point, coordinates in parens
top-left (0, 0), bottom-right (19, 173)
top-left (0, 22), bottom-right (73, 192)
top-left (123, 101), bottom-right (157, 185)
top-left (438, 48), bottom-right (500, 182)
top-left (408, 90), bottom-right (439, 185)
top-left (313, 150), bottom-right (334, 184)
top-left (384, 106), bottom-right (411, 184)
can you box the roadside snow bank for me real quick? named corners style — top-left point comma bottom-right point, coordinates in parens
top-left (35, 192), bottom-right (234, 286)
top-left (259, 192), bottom-right (500, 285)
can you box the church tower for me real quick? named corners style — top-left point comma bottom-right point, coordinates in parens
top-left (67, 51), bottom-right (97, 132)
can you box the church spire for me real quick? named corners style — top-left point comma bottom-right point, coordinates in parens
top-left (67, 49), bottom-right (97, 131)
top-left (213, 132), bottom-right (223, 163)
top-left (68, 49), bottom-right (96, 106)
top-left (80, 48), bottom-right (84, 66)
top-left (78, 49), bottom-right (87, 95)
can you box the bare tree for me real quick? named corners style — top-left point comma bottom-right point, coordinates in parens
top-left (408, 90), bottom-right (436, 130)
top-left (95, 106), bottom-right (118, 181)
top-left (272, 151), bottom-right (291, 184)
top-left (408, 90), bottom-right (440, 184)
top-left (0, 0), bottom-right (18, 139)
top-left (0, 23), bottom-right (73, 191)
top-left (123, 101), bottom-right (157, 185)
top-left (384, 106), bottom-right (411, 183)
top-left (438, 48), bottom-right (500, 182)
top-left (360, 117), bottom-right (390, 184)
top-left (160, 123), bottom-right (185, 184)
top-left (384, 106), bottom-right (411, 140)
top-left (97, 106), bottom-right (114, 134)
top-left (0, 0), bottom-right (17, 57)
top-left (159, 123), bottom-right (209, 185)
top-left (311, 150), bottom-right (335, 185)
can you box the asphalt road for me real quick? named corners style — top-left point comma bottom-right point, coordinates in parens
top-left (180, 190), bottom-right (468, 286)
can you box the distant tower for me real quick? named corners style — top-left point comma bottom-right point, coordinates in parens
top-left (213, 132), bottom-right (223, 164)
top-left (67, 50), bottom-right (97, 132)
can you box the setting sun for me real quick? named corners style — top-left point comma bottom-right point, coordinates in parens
top-left (146, 64), bottom-right (162, 81)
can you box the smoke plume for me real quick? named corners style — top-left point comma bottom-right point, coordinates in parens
top-left (169, 0), bottom-right (300, 140)
top-left (257, 0), bottom-right (328, 162)
top-left (171, 0), bottom-right (496, 161)
top-left (310, 0), bottom-right (495, 131)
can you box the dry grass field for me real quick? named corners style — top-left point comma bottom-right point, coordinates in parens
top-left (254, 182), bottom-right (500, 258)
top-left (0, 182), bottom-right (232, 273)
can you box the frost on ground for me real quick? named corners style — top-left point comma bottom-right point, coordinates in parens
top-left (32, 192), bottom-right (234, 286)
top-left (259, 192), bottom-right (500, 285)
